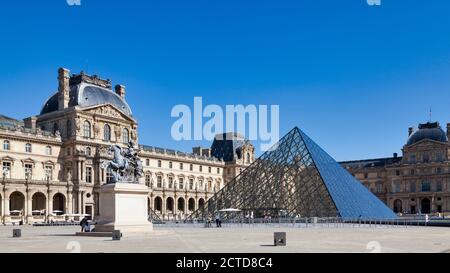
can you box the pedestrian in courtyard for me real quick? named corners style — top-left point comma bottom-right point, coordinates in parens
top-left (80, 217), bottom-right (88, 232)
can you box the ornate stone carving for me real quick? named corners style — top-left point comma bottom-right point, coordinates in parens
top-left (93, 122), bottom-right (100, 136)
top-left (131, 129), bottom-right (137, 141)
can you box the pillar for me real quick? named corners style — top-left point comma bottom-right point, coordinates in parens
top-left (45, 194), bottom-right (49, 221)
top-left (81, 191), bottom-right (85, 214)
top-left (4, 197), bottom-right (9, 215)
top-left (67, 191), bottom-right (73, 214)
top-left (1, 194), bottom-right (4, 222)
top-left (47, 193), bottom-right (53, 217)
top-left (78, 191), bottom-right (82, 214)
top-left (162, 197), bottom-right (166, 219)
top-left (26, 192), bottom-right (32, 223)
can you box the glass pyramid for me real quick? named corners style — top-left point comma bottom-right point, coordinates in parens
top-left (193, 127), bottom-right (396, 220)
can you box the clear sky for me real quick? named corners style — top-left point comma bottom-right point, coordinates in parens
top-left (1, 0), bottom-right (450, 161)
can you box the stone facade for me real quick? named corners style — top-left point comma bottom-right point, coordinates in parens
top-left (0, 68), bottom-right (254, 224)
top-left (341, 122), bottom-right (450, 216)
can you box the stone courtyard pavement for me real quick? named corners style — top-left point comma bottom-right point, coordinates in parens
top-left (1, 224), bottom-right (450, 253)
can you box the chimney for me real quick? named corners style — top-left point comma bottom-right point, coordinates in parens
top-left (23, 116), bottom-right (37, 131)
top-left (58, 68), bottom-right (70, 111)
top-left (447, 123), bottom-right (450, 141)
top-left (115, 84), bottom-right (126, 99)
top-left (393, 153), bottom-right (398, 159)
top-left (408, 127), bottom-right (414, 136)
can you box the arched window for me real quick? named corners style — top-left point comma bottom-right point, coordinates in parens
top-left (104, 124), bottom-right (111, 141)
top-left (83, 121), bottom-right (91, 138)
top-left (86, 147), bottom-right (92, 156)
top-left (66, 120), bottom-right (72, 138)
top-left (25, 143), bottom-right (32, 153)
top-left (45, 146), bottom-right (52, 155)
top-left (246, 152), bottom-right (251, 164)
top-left (3, 140), bottom-right (10, 151)
top-left (123, 128), bottom-right (129, 144)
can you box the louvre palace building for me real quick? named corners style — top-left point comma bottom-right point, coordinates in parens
top-left (0, 68), bottom-right (255, 224)
top-left (341, 122), bottom-right (450, 216)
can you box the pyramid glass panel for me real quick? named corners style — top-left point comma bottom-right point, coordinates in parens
top-left (192, 127), bottom-right (396, 220)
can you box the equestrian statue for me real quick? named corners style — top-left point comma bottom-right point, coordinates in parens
top-left (100, 141), bottom-right (144, 184)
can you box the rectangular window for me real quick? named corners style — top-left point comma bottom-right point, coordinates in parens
top-left (376, 183), bottom-right (382, 193)
top-left (2, 162), bottom-right (11, 178)
top-left (45, 166), bottom-right (53, 181)
top-left (146, 159), bottom-right (150, 166)
top-left (208, 167), bottom-right (212, 173)
top-left (158, 160), bottom-right (162, 168)
top-left (24, 164), bottom-right (33, 180)
top-left (410, 182), bottom-right (416, 193)
top-left (86, 167), bottom-right (92, 183)
top-left (179, 178), bottom-right (184, 189)
top-left (180, 163), bottom-right (183, 170)
top-left (189, 179), bottom-right (194, 190)
top-left (436, 181), bottom-right (443, 192)
top-left (199, 166), bottom-right (203, 172)
top-left (106, 167), bottom-right (113, 183)
top-left (217, 168), bottom-right (220, 174)
top-left (169, 162), bottom-right (173, 169)
top-left (157, 176), bottom-right (162, 188)
top-left (145, 175), bottom-right (151, 187)
top-left (190, 164), bottom-right (193, 171)
top-left (393, 182), bottom-right (401, 193)
top-left (421, 181), bottom-right (431, 192)
top-left (168, 177), bottom-right (173, 188)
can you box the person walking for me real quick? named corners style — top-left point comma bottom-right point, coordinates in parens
top-left (80, 217), bottom-right (88, 233)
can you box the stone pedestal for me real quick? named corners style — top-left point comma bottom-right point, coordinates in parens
top-left (94, 183), bottom-right (153, 236)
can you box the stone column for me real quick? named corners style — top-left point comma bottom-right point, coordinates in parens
top-left (81, 191), bottom-right (85, 214)
top-left (78, 191), bottom-right (82, 214)
top-left (45, 194), bottom-right (49, 221)
top-left (1, 195), bottom-right (4, 222)
top-left (184, 195), bottom-right (188, 215)
top-left (4, 198), bottom-right (9, 224)
top-left (67, 191), bottom-right (73, 214)
top-left (47, 193), bottom-right (53, 218)
top-left (26, 192), bottom-right (32, 223)
top-left (80, 161), bottom-right (84, 183)
top-left (162, 196), bottom-right (166, 219)
top-left (77, 161), bottom-right (82, 183)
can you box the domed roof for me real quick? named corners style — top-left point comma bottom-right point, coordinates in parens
top-left (40, 83), bottom-right (132, 116)
top-left (406, 122), bottom-right (448, 146)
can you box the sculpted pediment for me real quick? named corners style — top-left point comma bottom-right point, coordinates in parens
top-left (407, 139), bottom-right (448, 151)
top-left (83, 104), bottom-right (134, 122)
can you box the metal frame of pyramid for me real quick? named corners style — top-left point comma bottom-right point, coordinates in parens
top-left (191, 127), bottom-right (396, 220)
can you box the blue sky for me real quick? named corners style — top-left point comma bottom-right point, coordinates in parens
top-left (1, 0), bottom-right (450, 161)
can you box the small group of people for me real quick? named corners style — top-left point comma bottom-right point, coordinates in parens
top-left (215, 216), bottom-right (222, 228)
top-left (80, 217), bottom-right (91, 233)
top-left (204, 216), bottom-right (222, 228)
